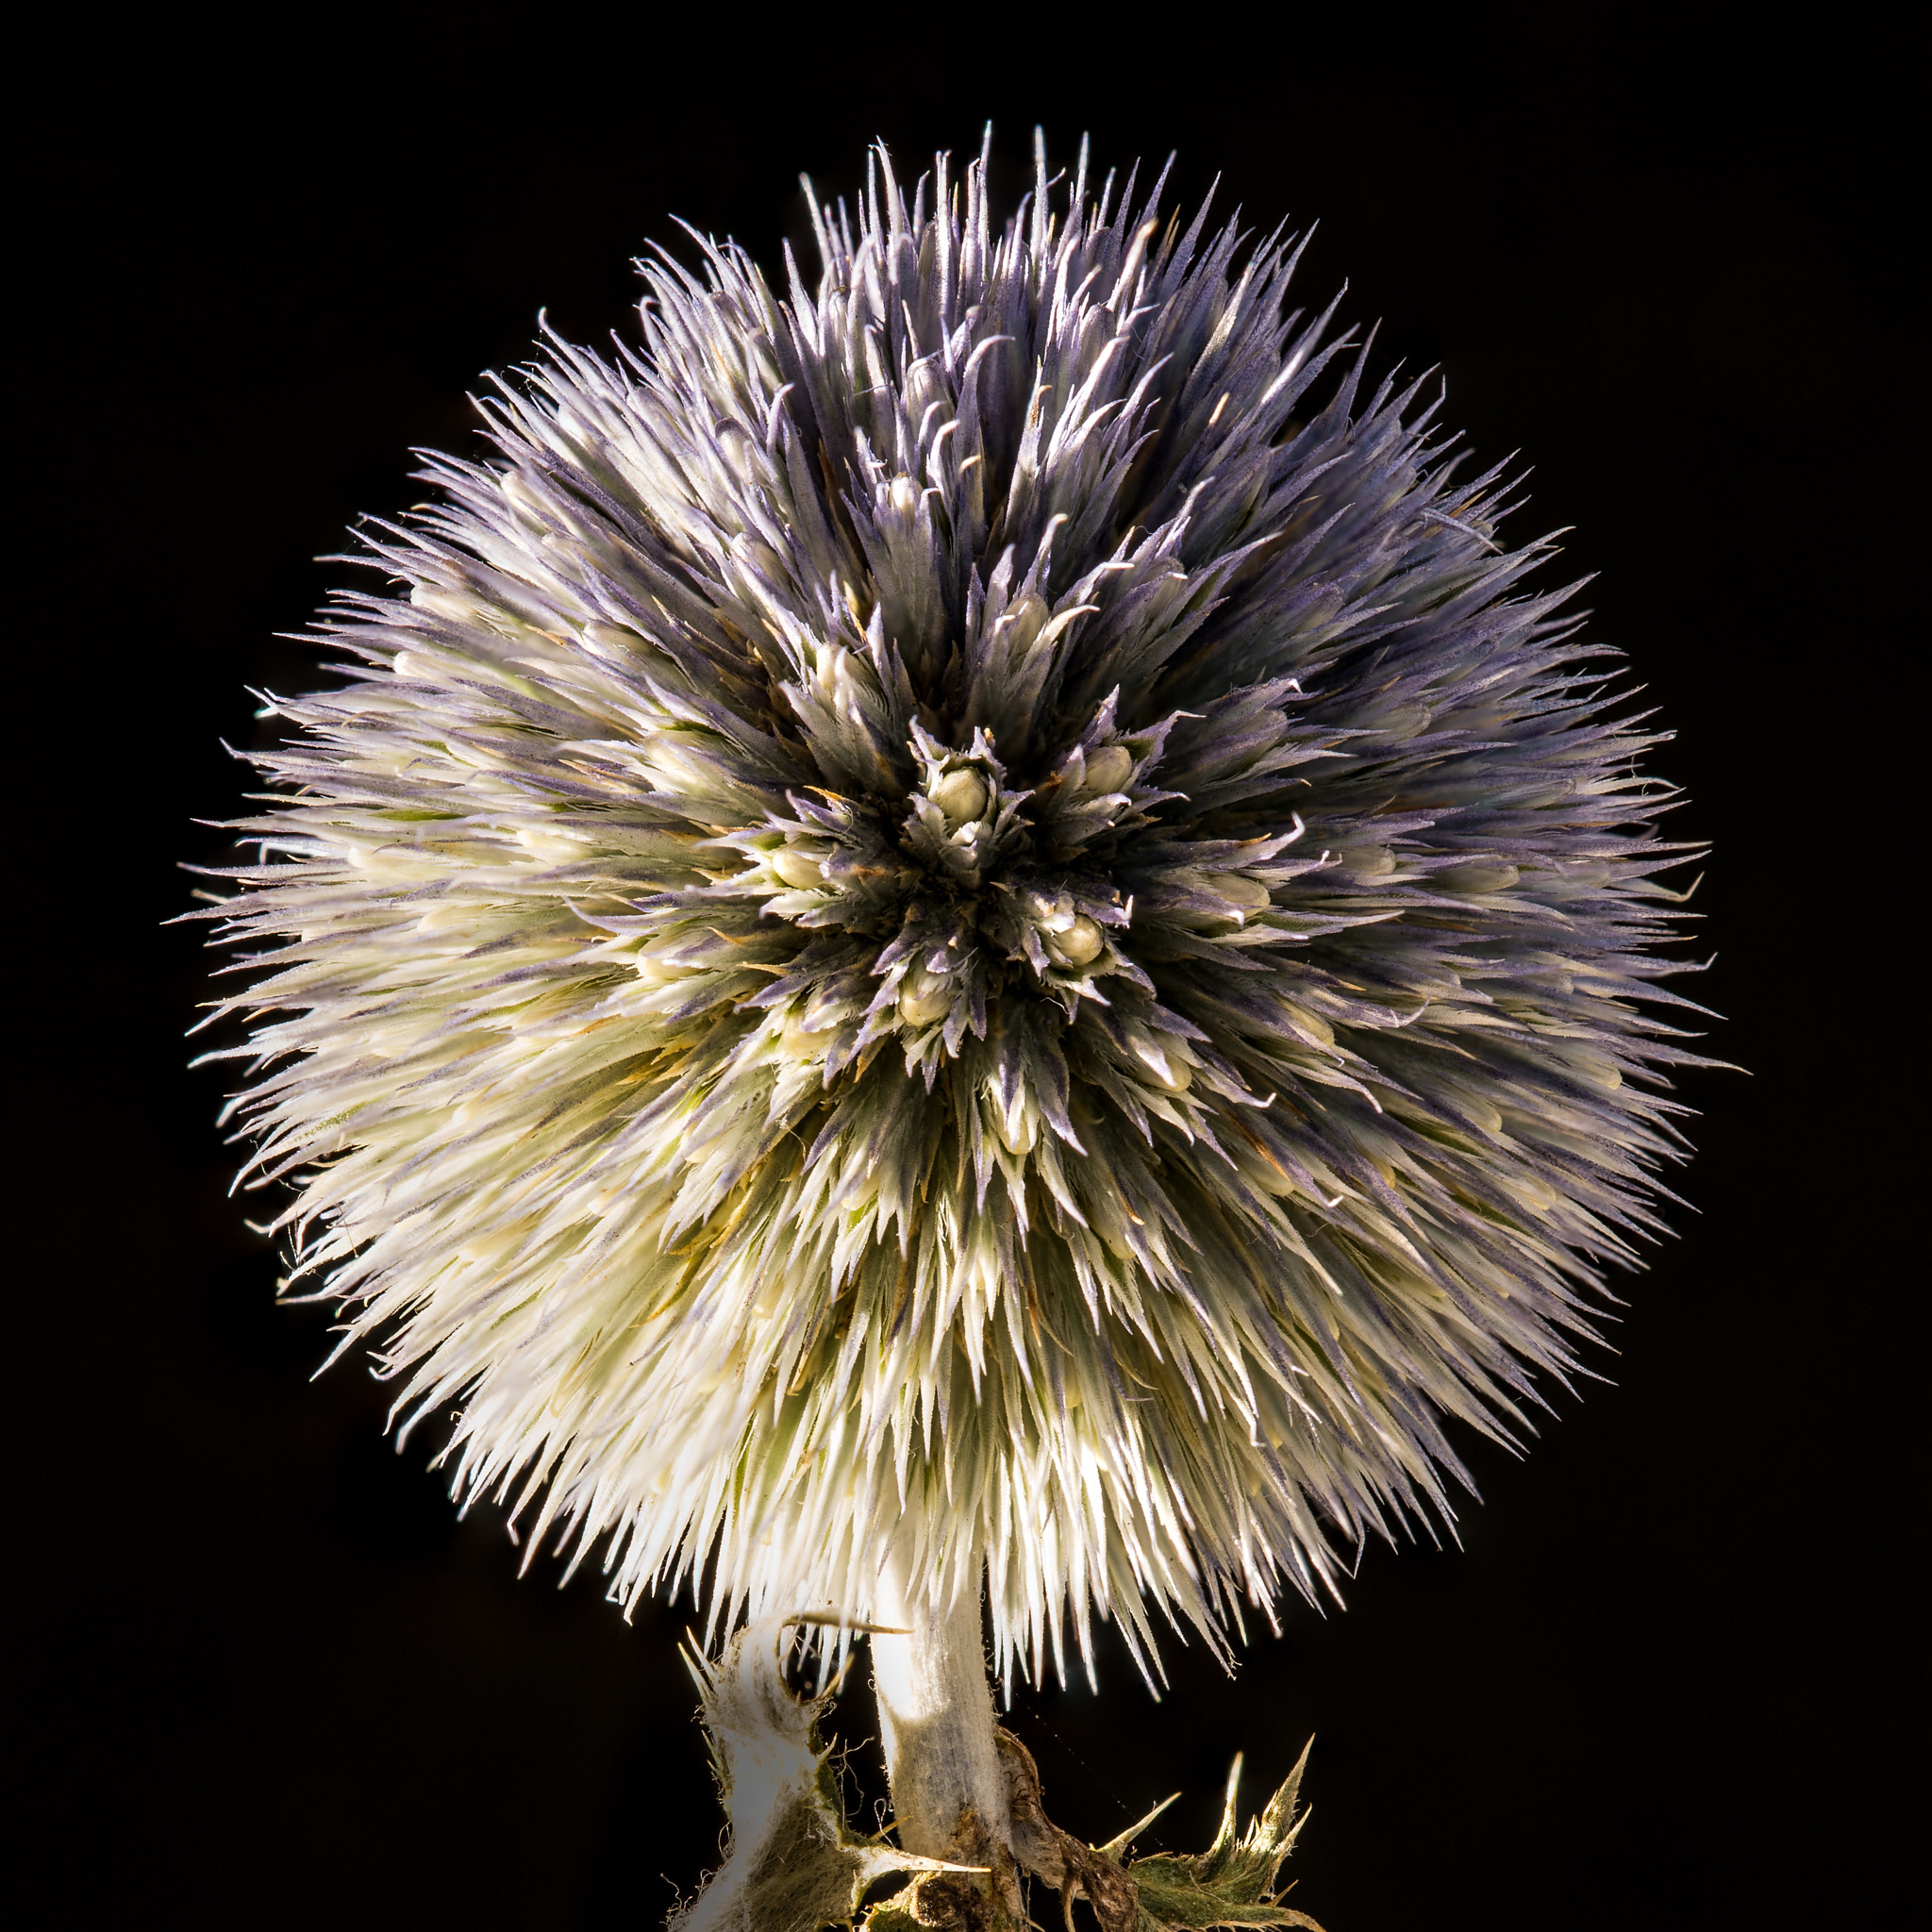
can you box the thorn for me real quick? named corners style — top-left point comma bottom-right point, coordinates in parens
top-left (1092, 1790), bottom-right (1182, 1859)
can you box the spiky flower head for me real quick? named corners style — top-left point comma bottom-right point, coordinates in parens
top-left (203, 133), bottom-right (1703, 1684)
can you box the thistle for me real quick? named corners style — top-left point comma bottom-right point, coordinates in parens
top-left (197, 129), bottom-right (1706, 1917)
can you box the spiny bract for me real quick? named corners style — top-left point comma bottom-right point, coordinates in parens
top-left (202, 134), bottom-right (1705, 1684)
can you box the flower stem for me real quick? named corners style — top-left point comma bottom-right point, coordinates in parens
top-left (871, 1541), bottom-right (1020, 1913)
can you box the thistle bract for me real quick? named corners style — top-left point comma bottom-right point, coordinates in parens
top-left (205, 135), bottom-right (1703, 1684)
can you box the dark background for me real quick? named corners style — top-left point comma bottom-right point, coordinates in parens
top-left (19, 8), bottom-right (1908, 1928)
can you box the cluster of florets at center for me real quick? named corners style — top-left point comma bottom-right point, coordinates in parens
top-left (725, 700), bottom-right (1221, 1086)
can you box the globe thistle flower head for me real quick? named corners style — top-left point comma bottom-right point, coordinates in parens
top-left (203, 132), bottom-right (1707, 1689)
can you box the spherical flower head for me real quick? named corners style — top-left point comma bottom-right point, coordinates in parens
top-left (204, 134), bottom-right (1706, 1686)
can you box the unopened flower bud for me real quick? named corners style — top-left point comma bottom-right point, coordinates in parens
top-left (1147, 1054), bottom-right (1194, 1094)
top-left (771, 845), bottom-right (826, 890)
top-left (1436, 862), bottom-right (1520, 894)
top-left (778, 1008), bottom-right (836, 1059)
top-left (1080, 745), bottom-right (1133, 795)
top-left (1339, 844), bottom-right (1395, 876)
top-left (1044, 915), bottom-right (1105, 967)
top-left (898, 966), bottom-right (952, 1027)
top-left (1208, 874), bottom-right (1272, 912)
top-left (929, 767), bottom-right (989, 825)
top-left (632, 954), bottom-right (691, 990)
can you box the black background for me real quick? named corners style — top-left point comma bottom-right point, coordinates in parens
top-left (19, 8), bottom-right (1909, 1929)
